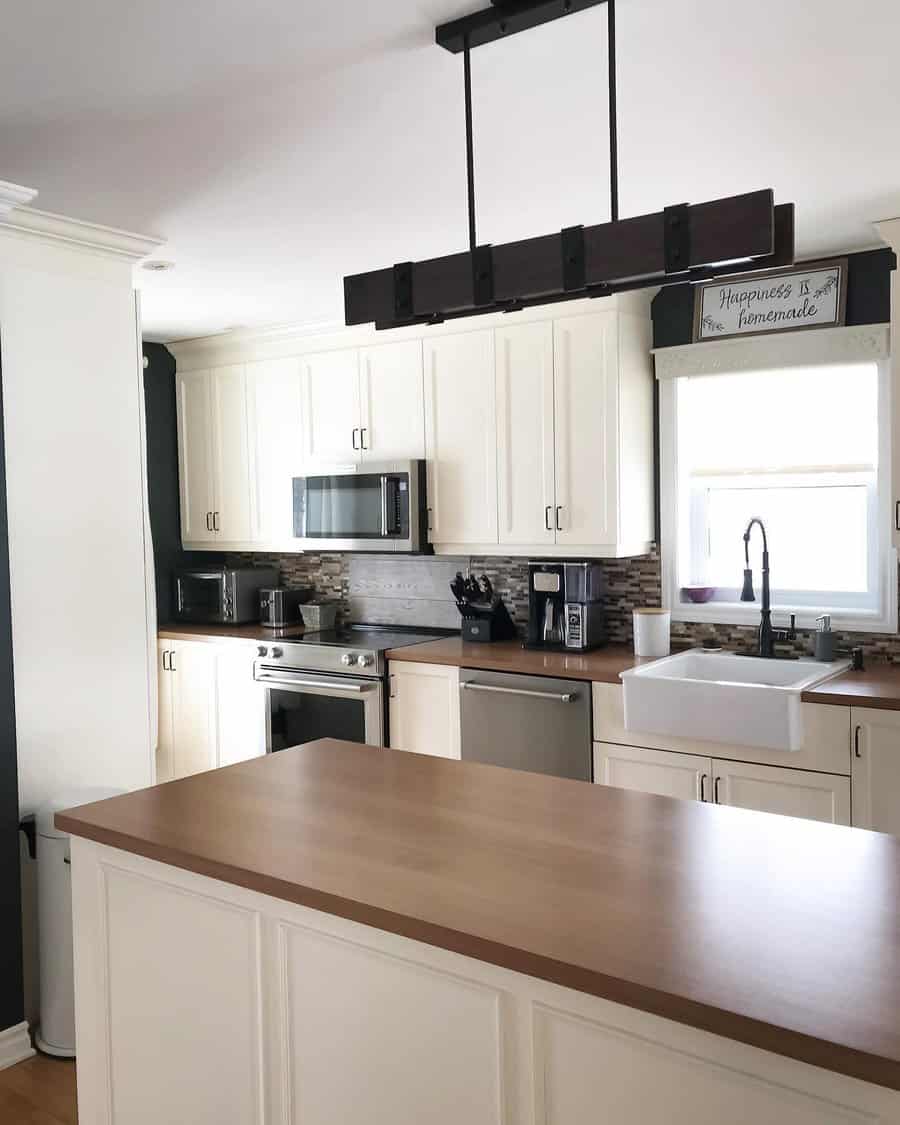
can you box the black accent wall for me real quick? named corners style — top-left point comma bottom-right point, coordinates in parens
top-left (142, 343), bottom-right (223, 623)
top-left (652, 248), bottom-right (896, 348)
top-left (0, 337), bottom-right (24, 1034)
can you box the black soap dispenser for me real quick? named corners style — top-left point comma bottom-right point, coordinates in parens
top-left (814, 615), bottom-right (835, 662)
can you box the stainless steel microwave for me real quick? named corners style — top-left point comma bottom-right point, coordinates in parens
top-left (292, 460), bottom-right (428, 553)
top-left (174, 567), bottom-right (278, 624)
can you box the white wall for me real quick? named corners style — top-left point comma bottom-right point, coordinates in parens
top-left (0, 209), bottom-right (159, 812)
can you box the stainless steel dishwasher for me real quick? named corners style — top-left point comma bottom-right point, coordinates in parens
top-left (459, 668), bottom-right (592, 781)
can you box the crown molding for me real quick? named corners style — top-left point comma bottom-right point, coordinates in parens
top-left (0, 180), bottom-right (38, 217)
top-left (0, 204), bottom-right (162, 261)
top-left (654, 322), bottom-right (890, 380)
top-left (874, 217), bottom-right (900, 249)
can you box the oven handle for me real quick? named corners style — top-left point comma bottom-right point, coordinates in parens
top-left (255, 670), bottom-right (377, 693)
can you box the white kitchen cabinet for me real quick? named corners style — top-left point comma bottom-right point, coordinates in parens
top-left (495, 321), bottom-right (556, 546)
top-left (553, 312), bottom-right (619, 548)
top-left (423, 330), bottom-right (498, 548)
top-left (300, 348), bottom-right (361, 465)
top-left (157, 640), bottom-right (217, 782)
top-left (359, 339), bottom-right (425, 461)
top-left (851, 706), bottom-right (900, 834)
top-left (175, 370), bottom-right (215, 544)
top-left (215, 645), bottom-right (266, 767)
top-left (593, 743), bottom-right (710, 801)
top-left (246, 357), bottom-right (304, 547)
top-left (389, 661), bottom-right (461, 760)
top-left (178, 366), bottom-right (253, 547)
top-left (712, 759), bottom-right (851, 826)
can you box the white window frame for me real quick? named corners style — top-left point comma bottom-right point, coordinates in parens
top-left (656, 324), bottom-right (897, 633)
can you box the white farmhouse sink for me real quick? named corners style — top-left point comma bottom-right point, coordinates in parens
top-left (619, 649), bottom-right (850, 751)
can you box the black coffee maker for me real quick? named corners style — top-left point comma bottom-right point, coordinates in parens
top-left (526, 562), bottom-right (566, 648)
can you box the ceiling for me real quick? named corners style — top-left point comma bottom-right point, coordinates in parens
top-left (2, 0), bottom-right (898, 342)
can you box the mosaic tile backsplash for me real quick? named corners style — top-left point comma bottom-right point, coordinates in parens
top-left (225, 548), bottom-right (900, 661)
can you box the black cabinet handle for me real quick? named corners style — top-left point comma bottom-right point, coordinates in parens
top-left (170, 651), bottom-right (177, 673)
top-left (855, 725), bottom-right (862, 758)
top-left (545, 506), bottom-right (552, 531)
top-left (162, 650), bottom-right (169, 672)
top-left (714, 776), bottom-right (721, 804)
top-left (213, 511), bottom-right (220, 532)
top-left (895, 500), bottom-right (900, 532)
top-left (555, 505), bottom-right (563, 531)
top-left (699, 773), bottom-right (708, 802)
top-left (206, 512), bottom-right (212, 532)
top-left (360, 427), bottom-right (368, 450)
top-left (352, 427), bottom-right (360, 450)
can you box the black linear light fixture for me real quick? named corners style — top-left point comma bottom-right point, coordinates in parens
top-left (343, 0), bottom-right (795, 330)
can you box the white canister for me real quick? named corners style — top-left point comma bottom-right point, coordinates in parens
top-left (633, 608), bottom-right (671, 658)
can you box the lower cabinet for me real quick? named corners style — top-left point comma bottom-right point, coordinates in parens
top-left (851, 706), bottom-right (900, 834)
top-left (157, 639), bottom-right (266, 782)
top-left (593, 742), bottom-right (851, 826)
top-left (389, 661), bottom-right (461, 760)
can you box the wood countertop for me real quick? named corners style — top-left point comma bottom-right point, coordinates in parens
top-left (386, 637), bottom-right (651, 683)
top-left (58, 741), bottom-right (900, 1091)
top-left (802, 663), bottom-right (900, 710)
top-left (158, 623), bottom-right (308, 644)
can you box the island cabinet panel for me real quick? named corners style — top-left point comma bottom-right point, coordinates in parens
top-left (592, 682), bottom-right (851, 776)
top-left (280, 922), bottom-right (504, 1125)
top-left (851, 706), bottom-right (900, 834)
top-left (389, 661), bottom-right (461, 759)
top-left (71, 839), bottom-right (900, 1125)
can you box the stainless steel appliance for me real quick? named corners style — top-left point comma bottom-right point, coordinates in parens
top-left (526, 562), bottom-right (566, 648)
top-left (459, 669), bottom-right (592, 780)
top-left (254, 626), bottom-right (446, 751)
top-left (292, 460), bottom-right (428, 553)
top-left (174, 567), bottom-right (278, 625)
top-left (259, 587), bottom-right (311, 629)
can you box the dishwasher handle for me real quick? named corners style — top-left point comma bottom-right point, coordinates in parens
top-left (460, 681), bottom-right (577, 704)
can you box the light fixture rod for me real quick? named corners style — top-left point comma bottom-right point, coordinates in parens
top-left (463, 34), bottom-right (478, 252)
top-left (607, 0), bottom-right (619, 221)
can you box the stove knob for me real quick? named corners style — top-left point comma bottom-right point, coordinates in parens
top-left (341, 653), bottom-right (355, 667)
top-left (271, 647), bottom-right (283, 659)
top-left (356, 654), bottom-right (374, 668)
top-left (257, 646), bottom-right (268, 657)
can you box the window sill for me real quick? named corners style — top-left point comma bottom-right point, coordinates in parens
top-left (668, 601), bottom-right (897, 636)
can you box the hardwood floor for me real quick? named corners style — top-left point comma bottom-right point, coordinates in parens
top-left (0, 1053), bottom-right (77, 1124)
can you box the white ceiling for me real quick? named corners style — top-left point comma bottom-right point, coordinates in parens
top-left (2, 0), bottom-right (898, 342)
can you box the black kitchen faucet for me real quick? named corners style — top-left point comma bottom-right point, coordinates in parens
top-left (741, 518), bottom-right (796, 658)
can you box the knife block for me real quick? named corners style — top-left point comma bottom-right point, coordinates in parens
top-left (457, 598), bottom-right (517, 643)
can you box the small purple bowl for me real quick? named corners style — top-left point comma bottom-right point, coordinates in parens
top-left (682, 586), bottom-right (717, 604)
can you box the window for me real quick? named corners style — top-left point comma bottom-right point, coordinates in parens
top-left (660, 354), bottom-right (896, 631)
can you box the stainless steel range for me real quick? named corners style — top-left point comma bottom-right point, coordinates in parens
top-left (253, 625), bottom-right (447, 752)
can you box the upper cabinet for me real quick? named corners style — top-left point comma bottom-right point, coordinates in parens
top-left (173, 295), bottom-right (655, 557)
top-left (424, 330), bottom-right (498, 548)
top-left (178, 366), bottom-right (252, 547)
top-left (494, 308), bottom-right (654, 557)
top-left (300, 340), bottom-right (425, 468)
top-left (246, 358), bottom-right (304, 548)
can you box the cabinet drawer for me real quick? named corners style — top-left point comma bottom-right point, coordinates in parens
top-left (592, 682), bottom-right (850, 776)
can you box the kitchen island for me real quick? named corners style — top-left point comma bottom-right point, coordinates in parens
top-left (60, 741), bottom-right (900, 1124)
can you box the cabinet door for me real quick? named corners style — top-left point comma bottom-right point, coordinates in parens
top-left (175, 370), bottom-right (215, 544)
top-left (552, 312), bottom-right (618, 547)
top-left (169, 641), bottom-right (217, 779)
top-left (593, 743), bottom-right (711, 801)
top-left (358, 340), bottom-right (425, 461)
top-left (851, 707), bottom-right (900, 834)
top-left (495, 321), bottom-right (556, 546)
top-left (423, 331), bottom-right (497, 546)
top-left (215, 646), bottom-right (266, 768)
top-left (301, 348), bottom-right (360, 466)
top-left (389, 662), bottom-right (461, 759)
top-left (210, 365), bottom-right (252, 542)
top-left (713, 759), bottom-right (851, 826)
top-left (156, 644), bottom-right (175, 784)
top-left (247, 358), bottom-right (304, 546)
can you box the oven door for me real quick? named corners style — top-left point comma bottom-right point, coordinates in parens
top-left (292, 461), bottom-right (421, 552)
top-left (174, 571), bottom-right (227, 623)
top-left (255, 664), bottom-right (384, 751)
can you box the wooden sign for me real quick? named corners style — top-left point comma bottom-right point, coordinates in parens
top-left (693, 259), bottom-right (847, 342)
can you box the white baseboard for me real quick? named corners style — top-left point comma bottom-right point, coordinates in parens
top-left (0, 1021), bottom-right (35, 1071)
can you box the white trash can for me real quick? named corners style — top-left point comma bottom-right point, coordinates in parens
top-left (35, 788), bottom-right (124, 1057)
